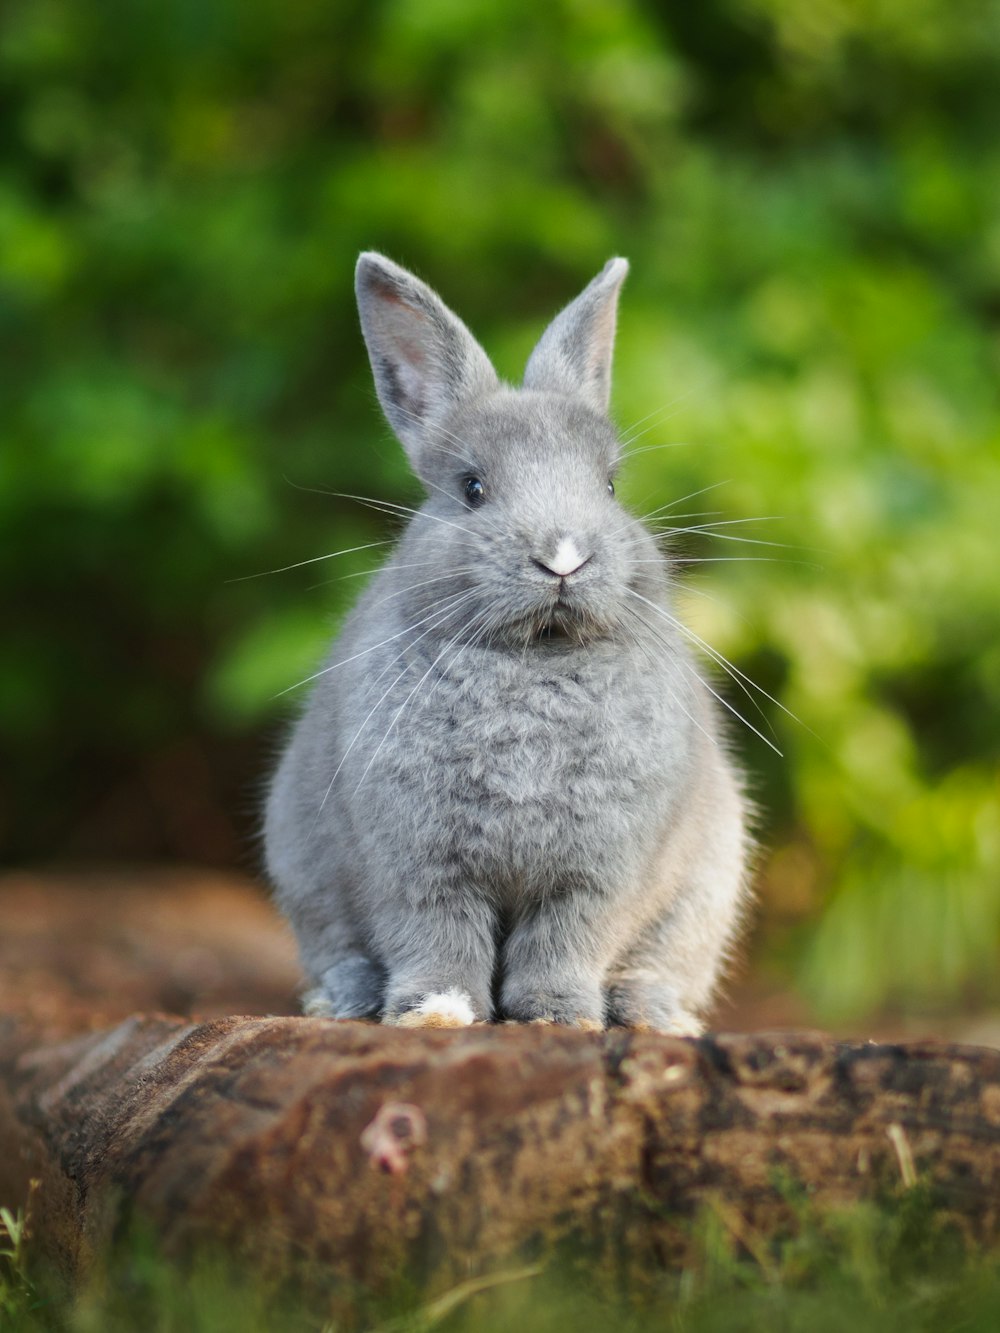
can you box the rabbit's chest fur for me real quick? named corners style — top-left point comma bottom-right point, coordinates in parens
top-left (329, 614), bottom-right (698, 906)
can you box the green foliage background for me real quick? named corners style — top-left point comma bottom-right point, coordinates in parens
top-left (1, 0), bottom-right (998, 1021)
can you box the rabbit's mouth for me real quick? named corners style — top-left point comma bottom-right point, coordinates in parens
top-left (530, 599), bottom-right (602, 645)
top-left (535, 619), bottom-right (574, 643)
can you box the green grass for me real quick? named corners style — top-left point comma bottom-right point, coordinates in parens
top-left (1, 1185), bottom-right (36, 1321)
top-left (4, 1180), bottom-right (1000, 1333)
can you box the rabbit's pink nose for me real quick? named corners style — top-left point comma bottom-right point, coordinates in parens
top-left (534, 537), bottom-right (591, 578)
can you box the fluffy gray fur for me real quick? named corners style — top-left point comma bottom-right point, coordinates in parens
top-left (264, 252), bottom-right (751, 1033)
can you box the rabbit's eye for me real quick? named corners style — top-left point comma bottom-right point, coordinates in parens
top-left (464, 476), bottom-right (485, 507)
top-left (607, 478), bottom-right (615, 496)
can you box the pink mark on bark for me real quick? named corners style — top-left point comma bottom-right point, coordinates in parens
top-left (360, 1101), bottom-right (428, 1175)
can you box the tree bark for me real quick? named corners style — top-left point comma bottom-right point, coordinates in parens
top-left (3, 871), bottom-right (999, 1301)
top-left (2, 1012), bottom-right (1000, 1297)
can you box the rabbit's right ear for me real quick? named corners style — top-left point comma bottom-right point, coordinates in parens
top-left (523, 258), bottom-right (628, 414)
top-left (355, 253), bottom-right (499, 465)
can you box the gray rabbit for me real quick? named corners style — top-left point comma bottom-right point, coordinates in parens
top-left (265, 253), bottom-right (751, 1033)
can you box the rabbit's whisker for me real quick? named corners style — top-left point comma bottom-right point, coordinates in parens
top-left (628, 587), bottom-right (777, 732)
top-left (352, 602), bottom-right (494, 796)
top-left (618, 606), bottom-right (717, 748)
top-left (341, 493), bottom-right (480, 539)
top-left (365, 570), bottom-right (476, 612)
top-left (608, 482), bottom-right (731, 539)
top-left (227, 539), bottom-right (393, 582)
top-left (628, 596), bottom-right (782, 755)
top-left (627, 587), bottom-right (803, 742)
top-left (285, 482), bottom-right (480, 540)
top-left (363, 600), bottom-right (466, 696)
top-left (618, 400), bottom-right (678, 440)
top-left (651, 527), bottom-right (797, 551)
top-left (672, 516), bottom-right (782, 529)
top-left (618, 440), bottom-right (694, 461)
top-left (357, 587), bottom-right (482, 696)
top-left (629, 508), bottom-right (725, 527)
top-left (416, 473), bottom-right (503, 533)
top-left (618, 374), bottom-right (719, 446)
top-left (396, 602), bottom-right (498, 738)
top-left (670, 556), bottom-right (821, 567)
top-left (277, 585), bottom-right (477, 697)
top-left (306, 557), bottom-right (448, 592)
top-left (312, 589), bottom-right (481, 822)
top-left (394, 401), bottom-right (480, 462)
top-left (630, 557), bottom-right (796, 568)
top-left (636, 482), bottom-right (732, 520)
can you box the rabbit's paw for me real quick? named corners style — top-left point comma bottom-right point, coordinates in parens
top-left (659, 1011), bottom-right (704, 1037)
top-left (302, 955), bottom-right (384, 1020)
top-left (302, 988), bottom-right (335, 1017)
top-left (386, 989), bottom-right (479, 1029)
top-left (605, 982), bottom-right (704, 1036)
top-left (501, 982), bottom-right (605, 1030)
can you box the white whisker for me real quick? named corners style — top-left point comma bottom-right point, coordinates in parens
top-left (351, 603), bottom-right (493, 796)
top-left (393, 401), bottom-right (479, 462)
top-left (365, 569), bottom-right (476, 613)
top-left (627, 587), bottom-right (803, 742)
top-left (608, 481), bottom-right (731, 539)
top-left (227, 539), bottom-right (392, 582)
top-left (618, 373), bottom-right (720, 447)
top-left (628, 597), bottom-right (782, 755)
top-left (276, 585), bottom-right (477, 697)
top-left (650, 527), bottom-right (799, 551)
top-left (304, 557), bottom-right (447, 593)
top-left (284, 480), bottom-right (480, 539)
top-left (670, 556), bottom-right (818, 566)
top-left (619, 605), bottom-right (717, 748)
top-left (619, 440), bottom-right (694, 460)
top-left (311, 589), bottom-right (480, 823)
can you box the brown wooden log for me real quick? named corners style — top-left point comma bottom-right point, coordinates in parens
top-left (3, 872), bottom-right (999, 1302)
top-left (3, 1013), bottom-right (1000, 1299)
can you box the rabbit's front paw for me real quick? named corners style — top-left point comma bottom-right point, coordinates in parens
top-left (501, 979), bottom-right (605, 1030)
top-left (384, 987), bottom-right (483, 1029)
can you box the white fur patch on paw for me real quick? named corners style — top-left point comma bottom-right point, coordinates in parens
top-left (393, 989), bottom-right (476, 1029)
top-left (302, 988), bottom-right (334, 1017)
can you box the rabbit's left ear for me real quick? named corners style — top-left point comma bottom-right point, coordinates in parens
top-left (355, 252), bottom-right (499, 466)
top-left (523, 258), bottom-right (628, 415)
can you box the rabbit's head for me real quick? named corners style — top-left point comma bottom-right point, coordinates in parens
top-left (355, 253), bottom-right (666, 647)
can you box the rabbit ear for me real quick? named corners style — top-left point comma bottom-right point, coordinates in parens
top-left (523, 258), bottom-right (629, 414)
top-left (355, 252), bottom-right (499, 463)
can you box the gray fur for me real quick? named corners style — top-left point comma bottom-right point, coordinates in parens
top-left (265, 253), bottom-right (751, 1034)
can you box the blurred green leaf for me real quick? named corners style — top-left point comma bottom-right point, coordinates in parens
top-left (1, 0), bottom-right (998, 1019)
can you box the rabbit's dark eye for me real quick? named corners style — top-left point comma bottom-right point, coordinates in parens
top-left (607, 478), bottom-right (615, 496)
top-left (464, 476), bottom-right (485, 507)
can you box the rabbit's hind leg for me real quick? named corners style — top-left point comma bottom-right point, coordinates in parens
top-left (603, 975), bottom-right (704, 1036)
top-left (605, 865), bottom-right (748, 1036)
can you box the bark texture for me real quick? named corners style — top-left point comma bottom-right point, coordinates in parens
top-left (2, 1013), bottom-right (1000, 1295)
top-left (3, 870), bottom-right (1000, 1299)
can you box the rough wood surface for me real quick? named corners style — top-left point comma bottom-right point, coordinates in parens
top-left (3, 870), bottom-right (1000, 1299)
top-left (3, 1013), bottom-right (1000, 1294)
